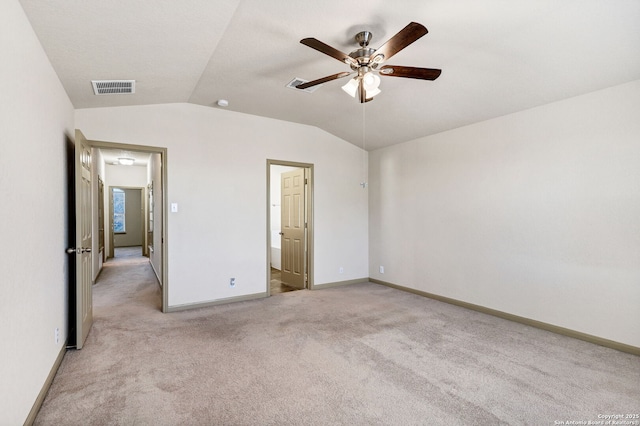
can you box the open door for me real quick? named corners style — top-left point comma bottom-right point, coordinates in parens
top-left (67, 130), bottom-right (93, 349)
top-left (280, 168), bottom-right (306, 289)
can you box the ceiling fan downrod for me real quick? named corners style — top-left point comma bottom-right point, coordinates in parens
top-left (355, 31), bottom-right (372, 47)
top-left (349, 31), bottom-right (377, 69)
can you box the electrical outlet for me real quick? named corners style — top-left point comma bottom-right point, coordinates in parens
top-left (230, 278), bottom-right (236, 288)
top-left (339, 267), bottom-right (344, 274)
top-left (379, 266), bottom-right (385, 274)
top-left (54, 327), bottom-right (60, 344)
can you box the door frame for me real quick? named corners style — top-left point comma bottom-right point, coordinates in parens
top-left (85, 137), bottom-right (170, 313)
top-left (266, 159), bottom-right (314, 296)
top-left (108, 186), bottom-right (146, 259)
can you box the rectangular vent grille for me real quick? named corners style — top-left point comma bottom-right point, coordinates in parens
top-left (92, 80), bottom-right (135, 95)
top-left (286, 77), bottom-right (320, 93)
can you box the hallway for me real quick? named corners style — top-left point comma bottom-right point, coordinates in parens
top-left (98, 246), bottom-right (161, 309)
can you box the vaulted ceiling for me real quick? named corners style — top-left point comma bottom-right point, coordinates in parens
top-left (19, 0), bottom-right (640, 150)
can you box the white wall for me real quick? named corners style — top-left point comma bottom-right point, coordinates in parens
top-left (0, 1), bottom-right (75, 424)
top-left (369, 80), bottom-right (640, 348)
top-left (76, 103), bottom-right (369, 307)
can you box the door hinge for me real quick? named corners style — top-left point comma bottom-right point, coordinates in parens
top-left (305, 178), bottom-right (308, 185)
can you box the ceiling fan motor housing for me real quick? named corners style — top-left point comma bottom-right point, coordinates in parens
top-left (349, 47), bottom-right (376, 69)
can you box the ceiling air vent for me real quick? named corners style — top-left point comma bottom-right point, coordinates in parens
top-left (91, 80), bottom-right (136, 95)
top-left (286, 77), bottom-right (320, 93)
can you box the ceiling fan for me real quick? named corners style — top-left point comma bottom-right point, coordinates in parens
top-left (296, 22), bottom-right (441, 103)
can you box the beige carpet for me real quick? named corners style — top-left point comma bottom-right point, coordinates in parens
top-left (35, 255), bottom-right (639, 425)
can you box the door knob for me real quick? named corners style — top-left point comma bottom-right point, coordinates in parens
top-left (66, 247), bottom-right (92, 254)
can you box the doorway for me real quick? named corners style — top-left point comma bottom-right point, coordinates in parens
top-left (108, 187), bottom-right (145, 259)
top-left (87, 138), bottom-right (168, 313)
top-left (267, 160), bottom-right (313, 296)
top-left (69, 131), bottom-right (169, 349)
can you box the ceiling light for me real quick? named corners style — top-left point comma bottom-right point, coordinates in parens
top-left (217, 99), bottom-right (229, 107)
top-left (341, 73), bottom-right (382, 99)
top-left (362, 72), bottom-right (381, 97)
top-left (341, 78), bottom-right (359, 97)
top-left (118, 157), bottom-right (135, 166)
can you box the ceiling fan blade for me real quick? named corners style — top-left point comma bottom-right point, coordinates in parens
top-left (296, 72), bottom-right (352, 90)
top-left (371, 22), bottom-right (428, 64)
top-left (300, 38), bottom-right (357, 66)
top-left (379, 65), bottom-right (442, 80)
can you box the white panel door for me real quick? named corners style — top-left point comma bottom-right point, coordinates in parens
top-left (74, 130), bottom-right (93, 349)
top-left (280, 168), bottom-right (306, 289)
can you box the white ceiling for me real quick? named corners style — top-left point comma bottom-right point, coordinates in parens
top-left (19, 0), bottom-right (640, 151)
top-left (100, 149), bottom-right (150, 167)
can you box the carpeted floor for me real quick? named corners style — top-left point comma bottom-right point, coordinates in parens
top-left (35, 254), bottom-right (639, 425)
top-left (114, 246), bottom-right (144, 259)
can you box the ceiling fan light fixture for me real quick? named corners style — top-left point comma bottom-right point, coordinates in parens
top-left (366, 86), bottom-right (381, 98)
top-left (362, 72), bottom-right (381, 97)
top-left (341, 78), bottom-right (359, 97)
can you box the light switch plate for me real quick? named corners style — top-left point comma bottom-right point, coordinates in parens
top-left (171, 203), bottom-right (178, 213)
